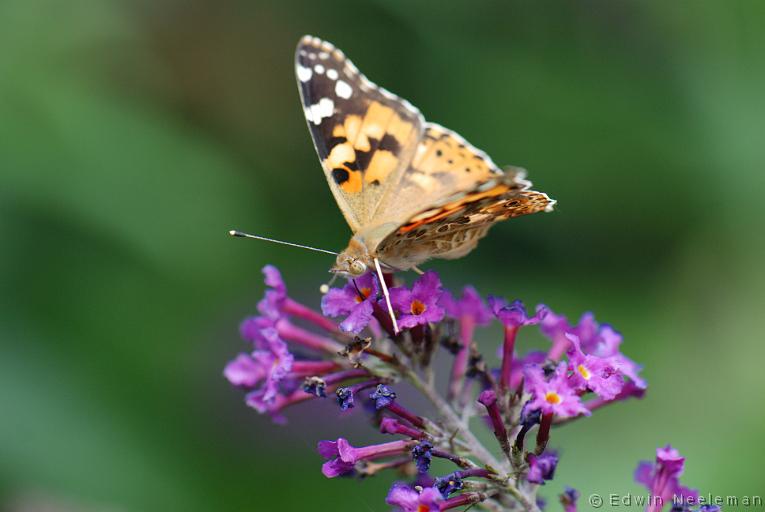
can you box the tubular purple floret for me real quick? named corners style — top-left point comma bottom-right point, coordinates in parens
top-left (283, 297), bottom-right (342, 333)
top-left (322, 368), bottom-right (370, 385)
top-left (477, 389), bottom-right (512, 460)
top-left (276, 318), bottom-right (344, 354)
top-left (379, 417), bottom-right (427, 439)
top-left (448, 314), bottom-right (474, 401)
top-left (337, 438), bottom-right (417, 464)
top-left (442, 287), bottom-right (492, 402)
top-left (499, 325), bottom-right (519, 391)
top-left (290, 360), bottom-right (340, 376)
top-left (535, 412), bottom-right (554, 455)
top-left (386, 401), bottom-right (426, 429)
top-left (371, 384), bottom-right (427, 429)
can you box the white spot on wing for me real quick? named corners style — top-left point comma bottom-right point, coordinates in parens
top-left (314, 64), bottom-right (325, 74)
top-left (335, 80), bottom-right (352, 99)
top-left (297, 65), bottom-right (312, 82)
top-left (309, 97), bottom-right (334, 125)
top-left (326, 69), bottom-right (338, 80)
top-left (319, 52), bottom-right (329, 60)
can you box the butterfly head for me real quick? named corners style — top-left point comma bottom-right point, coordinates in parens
top-left (331, 238), bottom-right (373, 277)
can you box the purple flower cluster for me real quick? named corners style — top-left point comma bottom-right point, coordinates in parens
top-left (222, 265), bottom-right (696, 511)
top-left (635, 445), bottom-right (710, 512)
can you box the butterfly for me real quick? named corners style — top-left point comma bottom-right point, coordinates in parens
top-left (296, 36), bottom-right (555, 280)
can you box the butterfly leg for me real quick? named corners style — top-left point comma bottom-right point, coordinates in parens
top-left (411, 266), bottom-right (425, 275)
top-left (374, 257), bottom-right (400, 334)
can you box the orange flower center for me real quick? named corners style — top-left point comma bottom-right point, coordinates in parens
top-left (355, 287), bottom-right (372, 303)
top-left (410, 299), bottom-right (427, 315)
top-left (544, 391), bottom-right (562, 405)
top-left (577, 364), bottom-right (591, 380)
top-left (417, 506), bottom-right (431, 512)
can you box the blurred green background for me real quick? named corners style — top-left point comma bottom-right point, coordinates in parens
top-left (2, 0), bottom-right (764, 510)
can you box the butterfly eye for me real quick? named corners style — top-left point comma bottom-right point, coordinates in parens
top-left (349, 260), bottom-right (367, 276)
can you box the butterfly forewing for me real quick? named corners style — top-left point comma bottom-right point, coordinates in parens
top-left (371, 123), bottom-right (509, 228)
top-left (295, 36), bottom-right (555, 271)
top-left (295, 36), bottom-right (424, 232)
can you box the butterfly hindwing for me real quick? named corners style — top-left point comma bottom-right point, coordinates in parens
top-left (295, 36), bottom-right (424, 232)
top-left (376, 168), bottom-right (554, 269)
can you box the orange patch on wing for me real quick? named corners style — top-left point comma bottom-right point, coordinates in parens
top-left (350, 101), bottom-right (394, 152)
top-left (364, 150), bottom-right (398, 184)
top-left (332, 115), bottom-right (363, 142)
top-left (387, 112), bottom-right (415, 145)
top-left (339, 167), bottom-right (362, 193)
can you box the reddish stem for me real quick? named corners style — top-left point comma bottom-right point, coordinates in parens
top-left (448, 315), bottom-right (475, 400)
top-left (386, 401), bottom-right (426, 429)
top-left (440, 493), bottom-right (485, 510)
top-left (499, 325), bottom-right (519, 391)
top-left (477, 390), bottom-right (511, 460)
top-left (547, 333), bottom-right (571, 361)
top-left (290, 360), bottom-right (340, 376)
top-left (535, 412), bottom-right (553, 454)
top-left (379, 417), bottom-right (427, 439)
top-left (283, 298), bottom-right (339, 334)
top-left (277, 319), bottom-right (344, 354)
top-left (342, 439), bottom-right (416, 464)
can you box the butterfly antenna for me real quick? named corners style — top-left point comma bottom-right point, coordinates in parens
top-left (374, 257), bottom-right (400, 335)
top-left (228, 230), bottom-right (338, 256)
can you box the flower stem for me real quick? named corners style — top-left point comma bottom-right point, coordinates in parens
top-left (397, 363), bottom-right (502, 471)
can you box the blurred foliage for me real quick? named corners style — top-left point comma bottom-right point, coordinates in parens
top-left (1, 0), bottom-right (763, 510)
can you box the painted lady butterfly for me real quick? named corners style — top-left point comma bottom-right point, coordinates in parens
top-left (296, 36), bottom-right (555, 278)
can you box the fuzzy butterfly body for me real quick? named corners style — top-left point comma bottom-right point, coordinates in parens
top-left (296, 36), bottom-right (555, 276)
